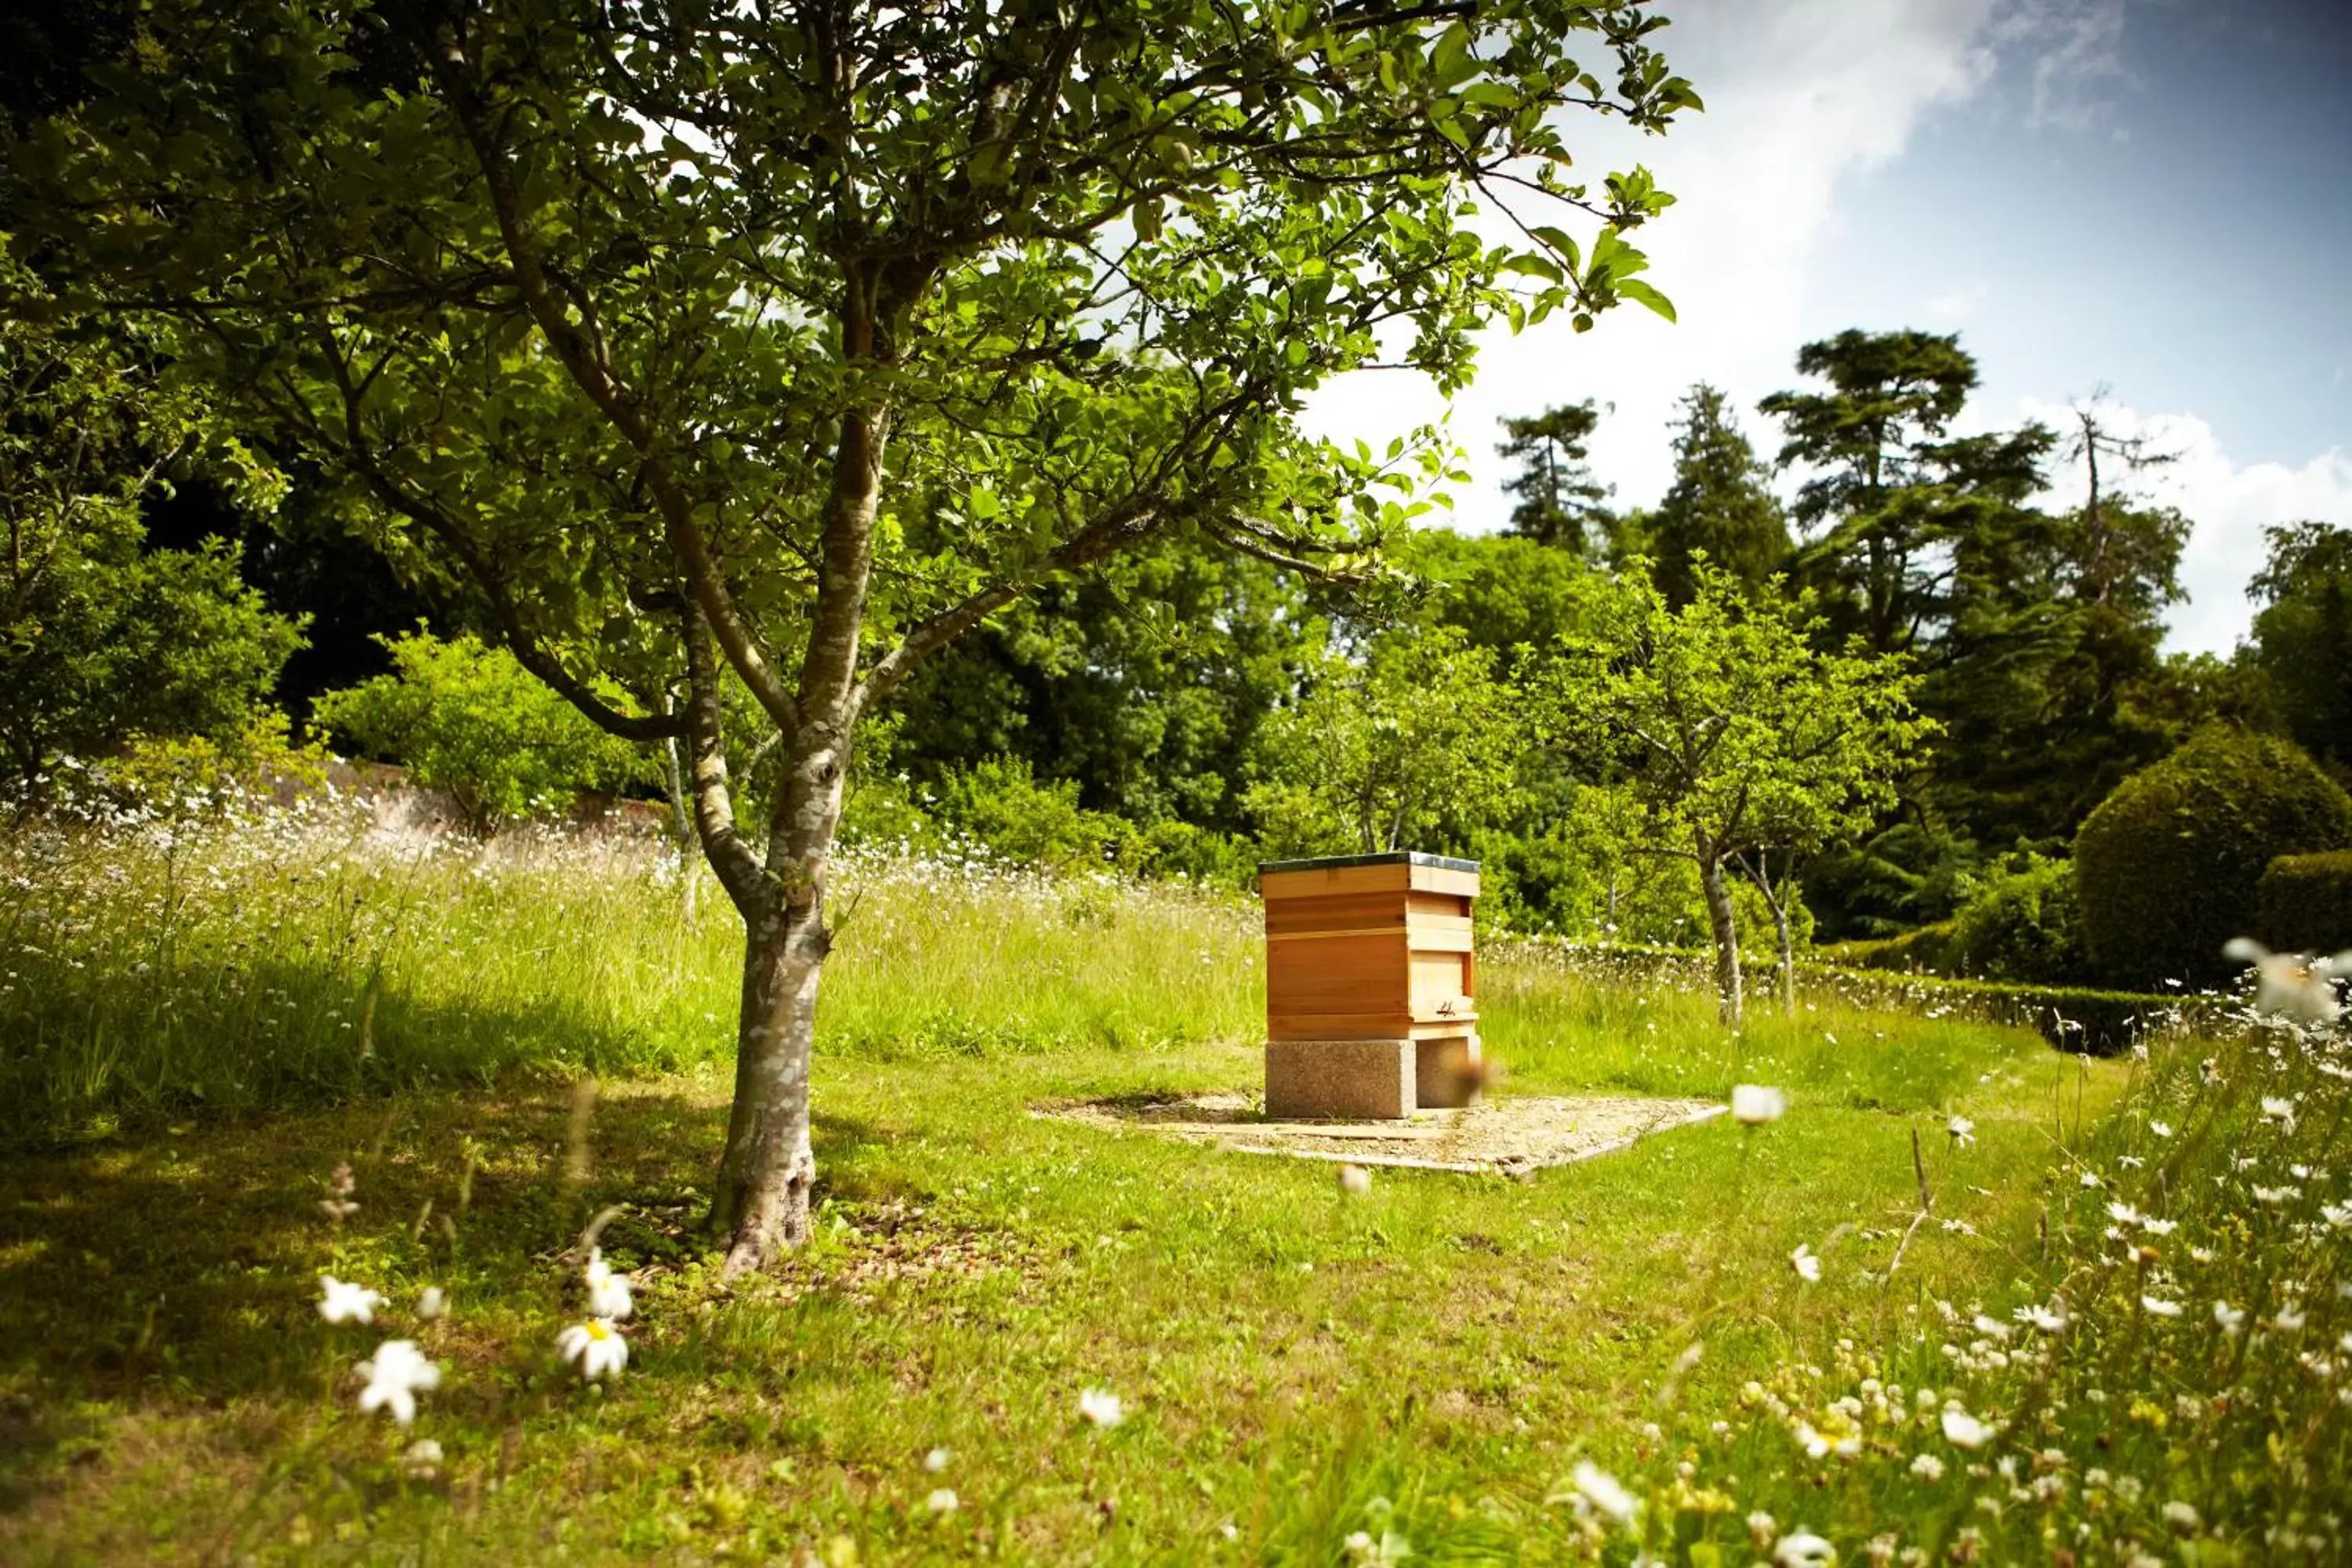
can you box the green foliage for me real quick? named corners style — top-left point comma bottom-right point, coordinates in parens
top-left (1646, 382), bottom-right (1789, 607)
top-left (1495, 401), bottom-right (1613, 554)
top-left (2246, 521), bottom-right (2352, 773)
top-left (1544, 566), bottom-right (1927, 862)
top-left (81, 708), bottom-right (328, 818)
top-left (885, 538), bottom-right (1323, 834)
top-left (1402, 528), bottom-right (1607, 663)
top-left (2073, 728), bottom-right (2352, 989)
top-left (933, 756), bottom-right (1128, 870)
top-left (312, 632), bottom-right (655, 833)
top-left (2255, 849), bottom-right (2352, 955)
top-left (1245, 626), bottom-right (1523, 857)
top-left (1944, 853), bottom-right (2087, 984)
top-left (0, 259), bottom-right (301, 793)
top-left (1540, 564), bottom-right (1929, 1020)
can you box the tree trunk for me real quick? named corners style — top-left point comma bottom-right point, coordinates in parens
top-left (709, 903), bottom-right (826, 1272)
top-left (1697, 839), bottom-right (1743, 1029)
top-left (1771, 891), bottom-right (1795, 1018)
top-left (702, 395), bottom-right (889, 1274)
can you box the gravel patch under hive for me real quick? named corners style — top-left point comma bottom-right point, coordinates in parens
top-left (1038, 1091), bottom-right (1726, 1174)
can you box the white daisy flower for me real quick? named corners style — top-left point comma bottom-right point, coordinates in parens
top-left (355, 1339), bottom-right (441, 1425)
top-left (557, 1318), bottom-right (629, 1381)
top-left (1940, 1408), bottom-right (1992, 1449)
top-left (1791, 1243), bottom-right (1822, 1283)
top-left (1774, 1531), bottom-right (1836, 1566)
top-left (1078, 1387), bottom-right (1124, 1428)
top-left (319, 1275), bottom-right (384, 1326)
top-left (1571, 1460), bottom-right (1638, 1525)
top-left (583, 1248), bottom-right (634, 1321)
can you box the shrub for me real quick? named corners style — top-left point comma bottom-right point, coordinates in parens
top-left (1945, 854), bottom-right (2088, 984)
top-left (312, 631), bottom-right (656, 833)
top-left (2257, 849), bottom-right (2352, 955)
top-left (2073, 728), bottom-right (2352, 989)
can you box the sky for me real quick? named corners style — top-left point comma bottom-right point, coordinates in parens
top-left (1301, 0), bottom-right (2352, 655)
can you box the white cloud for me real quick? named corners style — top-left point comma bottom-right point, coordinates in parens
top-left (2020, 397), bottom-right (2352, 655)
top-left (1302, 0), bottom-right (2006, 528)
top-left (1989, 0), bottom-right (2134, 130)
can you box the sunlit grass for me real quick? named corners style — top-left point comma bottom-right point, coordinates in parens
top-left (2, 811), bottom-right (2333, 1563)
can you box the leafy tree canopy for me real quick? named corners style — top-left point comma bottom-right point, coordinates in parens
top-left (2, 0), bottom-right (1696, 1266)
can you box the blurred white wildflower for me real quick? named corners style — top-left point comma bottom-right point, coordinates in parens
top-left (1338, 1163), bottom-right (1372, 1197)
top-left (1791, 1243), bottom-right (1822, 1283)
top-left (2149, 1120), bottom-right (2173, 1138)
top-left (2212, 1301), bottom-right (2246, 1334)
top-left (1774, 1531), bottom-right (1835, 1566)
top-left (2273, 1300), bottom-right (2307, 1332)
top-left (2253, 1185), bottom-right (2298, 1205)
top-left (557, 1318), bottom-right (629, 1380)
top-left (926, 1488), bottom-right (958, 1515)
top-left (1571, 1461), bottom-right (1638, 1525)
top-left (2141, 1295), bottom-right (2183, 1319)
top-left (1079, 1387), bottom-right (1124, 1428)
top-left (2162, 1500), bottom-right (2201, 1530)
top-left (2078, 1171), bottom-right (2101, 1189)
top-left (319, 1199), bottom-right (361, 1222)
top-left (1909, 1453), bottom-right (1946, 1482)
top-left (1940, 1408), bottom-right (1992, 1449)
top-left (1747, 1511), bottom-right (1777, 1551)
top-left (584, 1247), bottom-right (634, 1321)
top-left (1946, 1115), bottom-right (1976, 1149)
top-left (1733, 1085), bottom-right (1787, 1126)
top-left (416, 1287), bottom-right (447, 1322)
top-left (2018, 1301), bottom-right (2069, 1333)
top-left (400, 1437), bottom-right (444, 1479)
top-left (319, 1276), bottom-right (384, 1326)
top-left (2260, 1095), bottom-right (2298, 1124)
top-left (924, 1446), bottom-right (950, 1473)
top-left (355, 1339), bottom-right (441, 1425)
top-left (2223, 938), bottom-right (2350, 1024)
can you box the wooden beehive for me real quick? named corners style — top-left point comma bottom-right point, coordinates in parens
top-left (1259, 852), bottom-right (1481, 1119)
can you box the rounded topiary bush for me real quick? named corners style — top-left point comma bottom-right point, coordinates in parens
top-left (2257, 850), bottom-right (2352, 956)
top-left (2074, 729), bottom-right (2352, 989)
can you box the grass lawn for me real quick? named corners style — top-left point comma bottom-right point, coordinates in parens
top-left (12, 817), bottom-right (2343, 1565)
top-left (0, 973), bottom-right (2114, 1558)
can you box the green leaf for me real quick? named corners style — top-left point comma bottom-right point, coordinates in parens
top-left (1615, 278), bottom-right (1676, 323)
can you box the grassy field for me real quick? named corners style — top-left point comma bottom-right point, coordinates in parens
top-left (1, 809), bottom-right (2343, 1563)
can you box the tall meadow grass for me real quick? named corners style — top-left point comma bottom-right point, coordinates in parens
top-left (2, 804), bottom-right (2056, 1145)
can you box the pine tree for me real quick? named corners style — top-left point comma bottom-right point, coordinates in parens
top-left (1648, 383), bottom-right (1789, 606)
top-left (1497, 401), bottom-right (1612, 555)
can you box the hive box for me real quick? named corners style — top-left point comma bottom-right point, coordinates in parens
top-left (1259, 851), bottom-right (1482, 1120)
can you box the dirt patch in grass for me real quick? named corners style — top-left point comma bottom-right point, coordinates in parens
top-left (1036, 1091), bottom-right (1726, 1172)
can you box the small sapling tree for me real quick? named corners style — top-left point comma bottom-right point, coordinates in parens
top-left (1541, 562), bottom-right (1926, 1026)
top-left (9, 0), bottom-right (1695, 1269)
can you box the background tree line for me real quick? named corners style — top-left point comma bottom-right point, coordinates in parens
top-left (14, 281), bottom-right (2350, 996)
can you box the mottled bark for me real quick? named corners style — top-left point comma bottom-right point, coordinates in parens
top-left (1697, 836), bottom-right (1744, 1029)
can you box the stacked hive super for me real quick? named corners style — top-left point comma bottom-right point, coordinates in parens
top-left (1259, 851), bottom-right (1483, 1120)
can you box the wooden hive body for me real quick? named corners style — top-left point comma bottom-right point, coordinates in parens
top-left (1258, 853), bottom-right (1481, 1119)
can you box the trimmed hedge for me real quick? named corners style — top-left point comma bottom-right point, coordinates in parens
top-left (2258, 851), bottom-right (2352, 956)
top-left (2074, 729), bottom-right (2352, 990)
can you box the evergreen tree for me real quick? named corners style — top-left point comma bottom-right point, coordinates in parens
top-left (1497, 401), bottom-right (1613, 556)
top-left (1648, 383), bottom-right (1789, 607)
top-left (2248, 521), bottom-right (2352, 775)
top-left (1759, 329), bottom-right (2045, 655)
